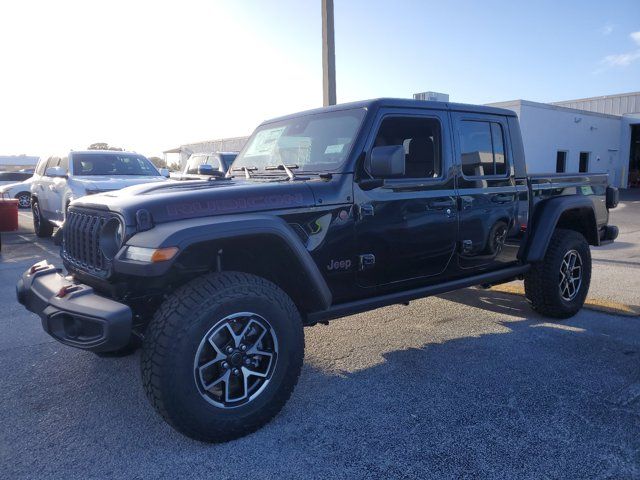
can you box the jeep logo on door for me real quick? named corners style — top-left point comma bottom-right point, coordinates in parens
top-left (327, 259), bottom-right (352, 271)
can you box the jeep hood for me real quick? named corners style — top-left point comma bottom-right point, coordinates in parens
top-left (71, 178), bottom-right (317, 226)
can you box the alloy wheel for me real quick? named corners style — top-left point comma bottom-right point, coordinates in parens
top-left (33, 203), bottom-right (40, 230)
top-left (559, 249), bottom-right (583, 301)
top-left (194, 312), bottom-right (278, 408)
top-left (17, 193), bottom-right (31, 209)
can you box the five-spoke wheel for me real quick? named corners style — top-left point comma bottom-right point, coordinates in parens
top-left (525, 228), bottom-right (591, 319)
top-left (141, 272), bottom-right (304, 442)
top-left (194, 312), bottom-right (278, 408)
top-left (559, 249), bottom-right (582, 301)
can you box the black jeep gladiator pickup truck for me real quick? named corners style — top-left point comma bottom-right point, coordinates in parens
top-left (17, 99), bottom-right (619, 442)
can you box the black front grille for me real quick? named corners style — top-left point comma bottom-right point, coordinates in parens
top-left (62, 209), bottom-right (111, 274)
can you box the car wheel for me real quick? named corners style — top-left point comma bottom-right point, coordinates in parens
top-left (15, 192), bottom-right (31, 209)
top-left (141, 271), bottom-right (304, 442)
top-left (32, 200), bottom-right (54, 238)
top-left (524, 228), bottom-right (591, 319)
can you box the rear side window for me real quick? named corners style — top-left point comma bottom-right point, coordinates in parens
top-left (459, 120), bottom-right (507, 177)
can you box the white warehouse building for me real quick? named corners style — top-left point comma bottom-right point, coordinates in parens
top-left (488, 92), bottom-right (640, 188)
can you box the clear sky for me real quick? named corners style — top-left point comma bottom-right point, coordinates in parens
top-left (1, 0), bottom-right (638, 158)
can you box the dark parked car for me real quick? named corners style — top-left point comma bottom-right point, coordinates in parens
top-left (17, 98), bottom-right (618, 442)
top-left (174, 152), bottom-right (238, 180)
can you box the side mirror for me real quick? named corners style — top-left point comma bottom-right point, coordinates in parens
top-left (159, 168), bottom-right (170, 178)
top-left (367, 145), bottom-right (405, 178)
top-left (45, 166), bottom-right (67, 178)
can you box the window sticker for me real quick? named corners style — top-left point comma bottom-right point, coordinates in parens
top-left (324, 144), bottom-right (345, 154)
top-left (245, 127), bottom-right (286, 157)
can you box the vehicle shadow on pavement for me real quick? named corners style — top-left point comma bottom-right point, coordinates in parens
top-left (3, 288), bottom-right (640, 479)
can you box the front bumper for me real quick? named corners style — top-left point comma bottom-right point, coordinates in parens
top-left (16, 261), bottom-right (132, 352)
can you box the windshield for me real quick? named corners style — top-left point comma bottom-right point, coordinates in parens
top-left (231, 108), bottom-right (366, 173)
top-left (185, 155), bottom-right (218, 174)
top-left (72, 153), bottom-right (160, 176)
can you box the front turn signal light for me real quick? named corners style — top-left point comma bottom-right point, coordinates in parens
top-left (124, 246), bottom-right (179, 263)
top-left (150, 247), bottom-right (179, 262)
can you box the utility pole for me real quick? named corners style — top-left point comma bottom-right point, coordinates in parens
top-left (321, 0), bottom-right (336, 106)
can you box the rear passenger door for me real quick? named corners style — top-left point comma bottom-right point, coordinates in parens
top-left (451, 113), bottom-right (520, 270)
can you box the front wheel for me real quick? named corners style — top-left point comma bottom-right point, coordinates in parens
top-left (141, 272), bottom-right (304, 442)
top-left (32, 200), bottom-right (54, 238)
top-left (524, 228), bottom-right (591, 319)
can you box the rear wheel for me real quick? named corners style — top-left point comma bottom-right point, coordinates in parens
top-left (32, 200), bottom-right (54, 238)
top-left (524, 228), bottom-right (591, 319)
top-left (15, 192), bottom-right (31, 209)
top-left (141, 271), bottom-right (304, 442)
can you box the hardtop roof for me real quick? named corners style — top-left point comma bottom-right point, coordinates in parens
top-left (263, 98), bottom-right (517, 124)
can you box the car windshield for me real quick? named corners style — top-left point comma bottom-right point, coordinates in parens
top-left (231, 108), bottom-right (366, 173)
top-left (72, 153), bottom-right (160, 176)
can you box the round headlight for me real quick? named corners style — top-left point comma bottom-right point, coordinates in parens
top-left (99, 218), bottom-right (124, 260)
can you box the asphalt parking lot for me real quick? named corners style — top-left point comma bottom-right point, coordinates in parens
top-left (1, 194), bottom-right (639, 480)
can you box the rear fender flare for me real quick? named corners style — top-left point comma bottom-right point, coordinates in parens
top-left (523, 196), bottom-right (598, 263)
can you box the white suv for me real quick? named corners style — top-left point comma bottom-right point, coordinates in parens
top-left (31, 150), bottom-right (169, 237)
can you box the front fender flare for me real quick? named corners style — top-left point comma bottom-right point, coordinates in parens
top-left (113, 214), bottom-right (332, 311)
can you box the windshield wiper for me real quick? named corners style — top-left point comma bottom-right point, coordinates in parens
top-left (231, 166), bottom-right (258, 179)
top-left (265, 164), bottom-right (298, 180)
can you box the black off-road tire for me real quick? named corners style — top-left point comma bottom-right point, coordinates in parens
top-left (141, 271), bottom-right (304, 443)
top-left (524, 228), bottom-right (591, 319)
top-left (32, 200), bottom-right (54, 238)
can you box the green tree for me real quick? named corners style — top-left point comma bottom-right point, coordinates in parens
top-left (87, 143), bottom-right (123, 151)
top-left (148, 156), bottom-right (167, 169)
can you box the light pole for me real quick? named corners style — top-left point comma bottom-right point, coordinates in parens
top-left (321, 0), bottom-right (336, 106)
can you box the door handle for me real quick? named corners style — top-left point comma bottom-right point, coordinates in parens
top-left (491, 194), bottom-right (514, 204)
top-left (428, 199), bottom-right (456, 209)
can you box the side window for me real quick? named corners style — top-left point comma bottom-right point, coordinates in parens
top-left (459, 120), bottom-right (507, 177)
top-left (44, 157), bottom-right (60, 175)
top-left (59, 157), bottom-right (69, 174)
top-left (35, 157), bottom-right (48, 176)
top-left (372, 116), bottom-right (442, 178)
top-left (186, 155), bottom-right (205, 174)
top-left (491, 123), bottom-right (506, 175)
top-left (205, 155), bottom-right (221, 170)
top-left (579, 152), bottom-right (589, 173)
top-left (556, 151), bottom-right (567, 172)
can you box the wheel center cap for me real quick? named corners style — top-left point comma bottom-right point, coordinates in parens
top-left (229, 352), bottom-right (243, 367)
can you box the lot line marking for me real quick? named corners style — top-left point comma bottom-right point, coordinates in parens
top-left (16, 234), bottom-right (55, 255)
top-left (488, 283), bottom-right (640, 317)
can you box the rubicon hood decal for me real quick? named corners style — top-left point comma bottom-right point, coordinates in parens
top-left (166, 192), bottom-right (306, 218)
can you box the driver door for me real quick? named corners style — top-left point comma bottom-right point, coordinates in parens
top-left (354, 109), bottom-right (458, 288)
